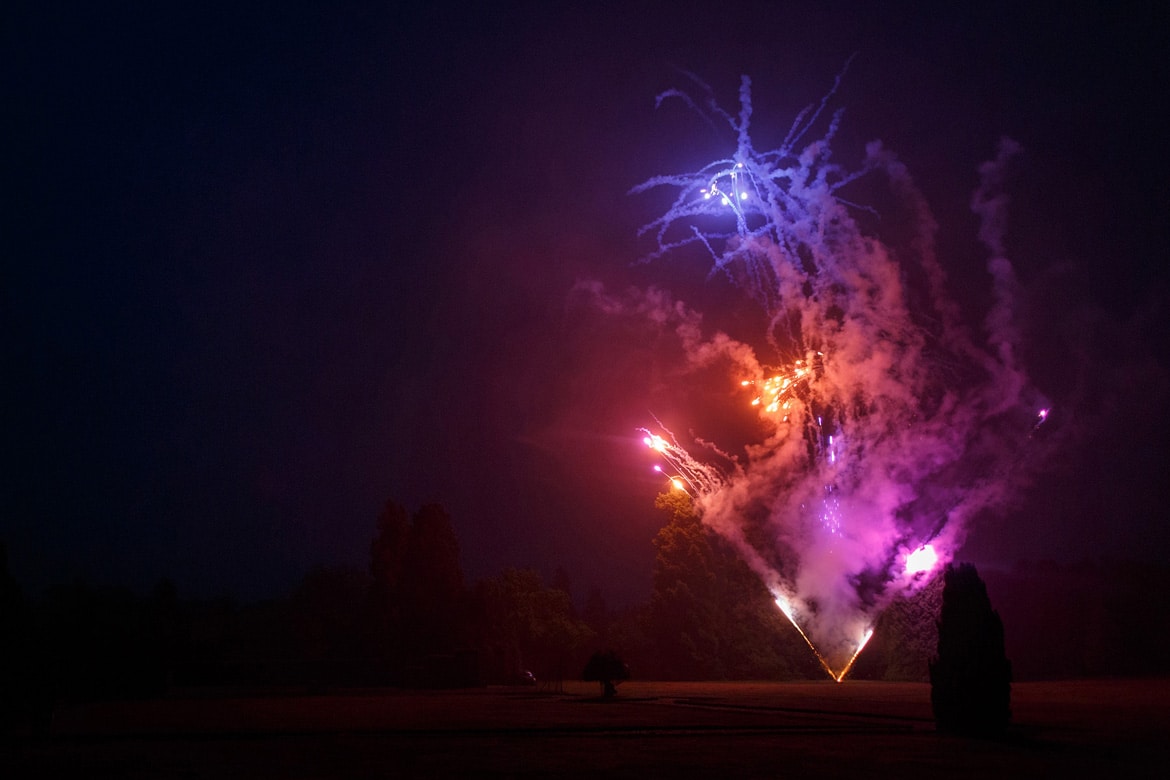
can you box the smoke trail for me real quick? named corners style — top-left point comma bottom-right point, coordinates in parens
top-left (628, 71), bottom-right (1047, 674)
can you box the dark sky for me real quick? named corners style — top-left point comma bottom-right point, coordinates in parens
top-left (5, 1), bottom-right (1168, 604)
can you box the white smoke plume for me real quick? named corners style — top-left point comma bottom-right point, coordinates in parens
top-left (618, 70), bottom-right (1048, 675)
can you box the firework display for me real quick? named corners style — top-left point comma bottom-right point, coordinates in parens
top-left (634, 70), bottom-right (1048, 679)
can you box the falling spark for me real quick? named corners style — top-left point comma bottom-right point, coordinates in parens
top-left (774, 595), bottom-right (838, 679)
top-left (640, 425), bottom-right (725, 497)
top-left (1029, 407), bottom-right (1050, 438)
top-left (833, 627), bottom-right (874, 682)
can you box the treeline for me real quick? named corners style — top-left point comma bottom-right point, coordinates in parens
top-left (5, 498), bottom-right (1166, 728)
top-left (979, 559), bottom-right (1170, 680)
top-left (0, 495), bottom-right (832, 723)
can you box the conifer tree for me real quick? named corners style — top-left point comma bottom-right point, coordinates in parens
top-left (930, 563), bottom-right (1012, 735)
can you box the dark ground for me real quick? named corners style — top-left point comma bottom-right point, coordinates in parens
top-left (4, 679), bottom-right (1168, 778)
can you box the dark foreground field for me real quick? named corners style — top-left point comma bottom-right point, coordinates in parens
top-left (5, 679), bottom-right (1168, 778)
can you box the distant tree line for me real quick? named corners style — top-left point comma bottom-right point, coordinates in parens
top-left (4, 498), bottom-right (1169, 731)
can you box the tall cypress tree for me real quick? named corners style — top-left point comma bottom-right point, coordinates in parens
top-left (400, 503), bottom-right (467, 656)
top-left (930, 563), bottom-right (1012, 735)
top-left (369, 500), bottom-right (411, 663)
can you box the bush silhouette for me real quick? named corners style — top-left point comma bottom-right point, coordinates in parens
top-left (930, 563), bottom-right (1011, 736)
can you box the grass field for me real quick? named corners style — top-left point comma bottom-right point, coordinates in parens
top-left (6, 679), bottom-right (1168, 777)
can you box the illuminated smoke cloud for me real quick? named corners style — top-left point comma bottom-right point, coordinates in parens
top-left (624, 68), bottom-right (1048, 678)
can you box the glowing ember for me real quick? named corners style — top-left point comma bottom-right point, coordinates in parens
top-left (653, 465), bottom-right (688, 493)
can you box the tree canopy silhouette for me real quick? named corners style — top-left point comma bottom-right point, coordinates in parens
top-left (649, 490), bottom-right (819, 680)
top-left (930, 563), bottom-right (1012, 736)
top-left (369, 502), bottom-right (470, 678)
top-left (474, 568), bottom-right (593, 686)
top-left (582, 649), bottom-right (629, 698)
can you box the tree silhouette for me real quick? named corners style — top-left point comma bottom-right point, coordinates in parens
top-left (930, 563), bottom-right (1012, 736)
top-left (475, 568), bottom-right (593, 686)
top-left (1, 542), bottom-right (37, 730)
top-left (292, 565), bottom-right (370, 662)
top-left (648, 490), bottom-right (819, 680)
top-left (368, 501), bottom-right (472, 685)
top-left (650, 490), bottom-right (720, 678)
top-left (399, 503), bottom-right (468, 657)
top-left (852, 574), bottom-right (943, 681)
top-left (369, 500), bottom-right (411, 664)
top-left (582, 649), bottom-right (629, 698)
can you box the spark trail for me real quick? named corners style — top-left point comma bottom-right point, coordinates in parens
top-left (631, 68), bottom-right (1047, 679)
top-left (639, 424), bottom-right (726, 496)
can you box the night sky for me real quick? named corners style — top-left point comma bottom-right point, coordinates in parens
top-left (6, 1), bottom-right (1168, 605)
